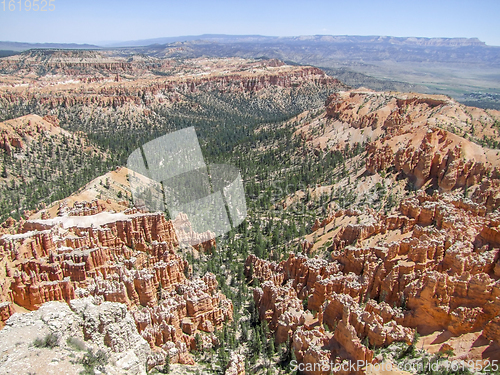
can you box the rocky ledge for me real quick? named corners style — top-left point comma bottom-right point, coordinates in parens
top-left (0, 201), bottom-right (232, 368)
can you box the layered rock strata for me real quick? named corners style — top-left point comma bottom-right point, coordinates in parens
top-left (246, 191), bottom-right (500, 374)
top-left (0, 202), bottom-right (232, 364)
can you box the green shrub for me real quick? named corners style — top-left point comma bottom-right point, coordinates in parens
top-left (80, 348), bottom-right (108, 375)
top-left (157, 355), bottom-right (171, 374)
top-left (67, 336), bottom-right (86, 351)
top-left (33, 332), bottom-right (59, 349)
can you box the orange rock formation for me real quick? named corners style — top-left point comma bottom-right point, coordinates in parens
top-left (0, 202), bottom-right (232, 363)
top-left (246, 188), bottom-right (500, 373)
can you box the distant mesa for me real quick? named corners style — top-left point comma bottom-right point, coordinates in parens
top-left (0, 41), bottom-right (101, 52)
top-left (0, 35), bottom-right (488, 51)
top-left (105, 34), bottom-right (488, 48)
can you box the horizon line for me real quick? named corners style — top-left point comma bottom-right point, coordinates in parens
top-left (1, 34), bottom-right (496, 49)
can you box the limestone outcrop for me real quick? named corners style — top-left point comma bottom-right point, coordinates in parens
top-left (301, 90), bottom-right (500, 193)
top-left (0, 298), bottom-right (151, 375)
top-left (0, 55), bottom-right (347, 110)
top-left (133, 273), bottom-right (233, 364)
top-left (366, 128), bottom-right (496, 191)
top-left (0, 201), bottom-right (232, 365)
top-left (246, 190), bottom-right (500, 373)
top-left (0, 301), bottom-right (14, 324)
top-left (246, 252), bottom-right (412, 372)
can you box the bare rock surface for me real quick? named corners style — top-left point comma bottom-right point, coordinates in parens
top-left (0, 191), bottom-right (233, 369)
top-left (246, 189), bottom-right (500, 373)
top-left (0, 298), bottom-right (150, 374)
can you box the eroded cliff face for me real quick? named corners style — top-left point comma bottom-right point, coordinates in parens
top-left (331, 91), bottom-right (500, 188)
top-left (246, 254), bottom-right (413, 373)
top-left (324, 91), bottom-right (500, 137)
top-left (296, 90), bottom-right (500, 186)
top-left (366, 127), bottom-right (499, 191)
top-left (133, 272), bottom-right (233, 365)
top-left (0, 56), bottom-right (346, 112)
top-left (0, 199), bottom-right (231, 365)
top-left (0, 114), bottom-right (73, 155)
top-left (0, 298), bottom-right (151, 375)
top-left (0, 49), bottom-right (173, 77)
top-left (246, 189), bottom-right (500, 374)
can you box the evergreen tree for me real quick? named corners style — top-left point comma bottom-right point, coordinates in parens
top-left (161, 355), bottom-right (170, 374)
top-left (195, 333), bottom-right (203, 352)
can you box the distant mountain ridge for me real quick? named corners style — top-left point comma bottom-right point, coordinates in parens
top-left (0, 41), bottom-right (101, 52)
top-left (108, 34), bottom-right (488, 48)
top-left (0, 35), bottom-right (487, 51)
top-left (1, 35), bottom-right (498, 109)
top-left (107, 34), bottom-right (499, 109)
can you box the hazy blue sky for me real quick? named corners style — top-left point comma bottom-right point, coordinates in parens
top-left (1, 0), bottom-right (499, 46)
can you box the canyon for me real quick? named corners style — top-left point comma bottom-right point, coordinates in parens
top-left (246, 186), bottom-right (500, 372)
top-left (0, 51), bottom-right (499, 374)
top-left (241, 89), bottom-right (500, 373)
top-left (0, 194), bottom-right (233, 370)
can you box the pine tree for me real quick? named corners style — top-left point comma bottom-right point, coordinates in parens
top-left (157, 281), bottom-right (163, 302)
top-left (195, 333), bottom-right (203, 352)
top-left (252, 327), bottom-right (262, 355)
top-left (217, 343), bottom-right (228, 370)
top-left (289, 348), bottom-right (298, 374)
top-left (162, 355), bottom-right (170, 374)
top-left (267, 337), bottom-right (275, 357)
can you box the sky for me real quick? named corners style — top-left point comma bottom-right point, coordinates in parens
top-left (0, 0), bottom-right (499, 46)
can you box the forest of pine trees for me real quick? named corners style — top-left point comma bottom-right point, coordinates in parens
top-left (1, 76), bottom-right (365, 374)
